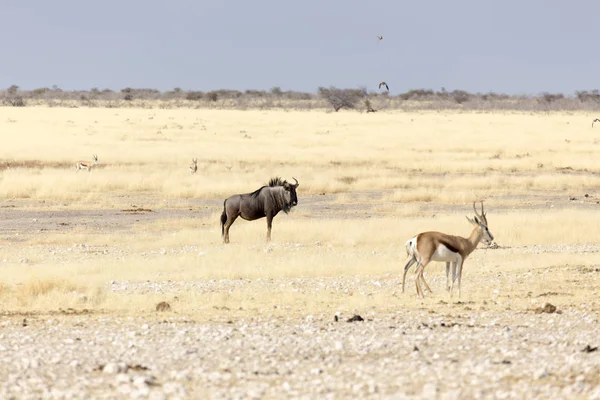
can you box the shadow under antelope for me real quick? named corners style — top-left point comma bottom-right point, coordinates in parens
top-left (220, 177), bottom-right (299, 243)
top-left (75, 154), bottom-right (98, 172)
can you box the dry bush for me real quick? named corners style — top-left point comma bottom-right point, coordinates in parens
top-left (2, 84), bottom-right (600, 111)
top-left (318, 86), bottom-right (367, 112)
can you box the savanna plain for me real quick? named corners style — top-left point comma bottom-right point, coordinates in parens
top-left (1, 107), bottom-right (599, 399)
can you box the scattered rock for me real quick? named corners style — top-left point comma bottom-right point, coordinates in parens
top-left (102, 362), bottom-right (124, 374)
top-left (582, 345), bottom-right (598, 353)
top-left (347, 315), bottom-right (364, 323)
top-left (534, 303), bottom-right (558, 314)
top-left (156, 302), bottom-right (171, 312)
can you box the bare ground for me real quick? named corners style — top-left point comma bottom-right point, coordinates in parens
top-left (1, 191), bottom-right (600, 399)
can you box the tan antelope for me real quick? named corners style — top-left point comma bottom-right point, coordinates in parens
top-left (75, 154), bottom-right (98, 172)
top-left (189, 158), bottom-right (198, 174)
top-left (401, 202), bottom-right (494, 298)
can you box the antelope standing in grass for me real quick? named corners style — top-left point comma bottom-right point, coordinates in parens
top-left (75, 154), bottom-right (98, 172)
top-left (402, 202), bottom-right (494, 298)
top-left (189, 158), bottom-right (198, 174)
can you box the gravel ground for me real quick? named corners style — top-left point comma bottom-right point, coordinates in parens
top-left (1, 306), bottom-right (599, 399)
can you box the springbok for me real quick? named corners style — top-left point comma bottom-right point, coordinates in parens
top-left (401, 202), bottom-right (494, 298)
top-left (75, 154), bottom-right (98, 172)
top-left (189, 158), bottom-right (198, 174)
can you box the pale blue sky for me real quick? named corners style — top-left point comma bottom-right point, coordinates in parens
top-left (1, 0), bottom-right (598, 95)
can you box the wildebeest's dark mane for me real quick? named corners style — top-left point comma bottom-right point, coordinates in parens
top-left (249, 177), bottom-right (286, 198)
top-left (268, 177), bottom-right (286, 187)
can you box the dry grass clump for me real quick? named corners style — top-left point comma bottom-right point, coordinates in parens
top-left (1, 207), bottom-right (599, 314)
top-left (1, 108), bottom-right (599, 207)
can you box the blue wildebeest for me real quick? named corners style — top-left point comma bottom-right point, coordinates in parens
top-left (220, 177), bottom-right (299, 243)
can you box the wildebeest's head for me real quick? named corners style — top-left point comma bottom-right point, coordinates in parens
top-left (268, 177), bottom-right (299, 212)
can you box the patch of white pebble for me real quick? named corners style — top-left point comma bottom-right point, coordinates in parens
top-left (0, 307), bottom-right (599, 399)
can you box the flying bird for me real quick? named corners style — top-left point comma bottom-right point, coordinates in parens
top-left (378, 81), bottom-right (389, 91)
top-left (377, 35), bottom-right (383, 41)
top-left (593, 118), bottom-right (600, 127)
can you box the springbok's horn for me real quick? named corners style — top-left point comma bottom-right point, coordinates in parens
top-left (292, 177), bottom-right (299, 186)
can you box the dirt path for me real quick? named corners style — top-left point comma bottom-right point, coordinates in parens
top-left (2, 189), bottom-right (599, 238)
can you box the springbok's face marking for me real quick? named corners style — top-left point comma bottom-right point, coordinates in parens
top-left (476, 217), bottom-right (494, 243)
top-left (467, 215), bottom-right (493, 244)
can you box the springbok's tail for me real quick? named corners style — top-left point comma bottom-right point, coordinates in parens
top-left (220, 200), bottom-right (227, 236)
top-left (405, 237), bottom-right (417, 258)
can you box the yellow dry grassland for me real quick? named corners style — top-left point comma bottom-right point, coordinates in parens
top-left (1, 106), bottom-right (599, 317)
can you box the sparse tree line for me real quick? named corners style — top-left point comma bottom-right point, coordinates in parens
top-left (2, 84), bottom-right (600, 111)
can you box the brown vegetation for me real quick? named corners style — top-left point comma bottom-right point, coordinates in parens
top-left (3, 84), bottom-right (600, 111)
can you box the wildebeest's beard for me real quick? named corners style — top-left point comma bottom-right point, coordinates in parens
top-left (282, 189), bottom-right (292, 213)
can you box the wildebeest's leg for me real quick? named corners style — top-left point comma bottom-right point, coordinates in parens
top-left (266, 213), bottom-right (273, 242)
top-left (401, 257), bottom-right (416, 293)
top-left (222, 213), bottom-right (239, 244)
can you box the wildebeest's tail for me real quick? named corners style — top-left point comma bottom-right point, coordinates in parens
top-left (220, 200), bottom-right (227, 236)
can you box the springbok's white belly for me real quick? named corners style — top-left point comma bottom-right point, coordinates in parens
top-left (431, 244), bottom-right (461, 262)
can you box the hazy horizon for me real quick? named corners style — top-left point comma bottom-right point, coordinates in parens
top-left (2, 1), bottom-right (599, 96)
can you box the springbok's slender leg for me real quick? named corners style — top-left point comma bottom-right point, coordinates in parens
top-left (415, 262), bottom-right (423, 298)
top-left (445, 262), bottom-right (451, 291)
top-left (457, 259), bottom-right (464, 298)
top-left (450, 256), bottom-right (463, 297)
top-left (414, 257), bottom-right (431, 298)
top-left (222, 213), bottom-right (239, 244)
top-left (401, 257), bottom-right (417, 293)
top-left (420, 273), bottom-right (433, 294)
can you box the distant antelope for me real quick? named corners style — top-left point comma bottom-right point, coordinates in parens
top-left (75, 154), bottom-right (98, 172)
top-left (402, 202), bottom-right (494, 298)
top-left (593, 118), bottom-right (600, 127)
top-left (189, 158), bottom-right (198, 174)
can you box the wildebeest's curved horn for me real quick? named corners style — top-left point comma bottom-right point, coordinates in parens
top-left (292, 177), bottom-right (299, 186)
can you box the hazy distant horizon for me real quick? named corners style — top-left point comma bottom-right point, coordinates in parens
top-left (5, 84), bottom-right (598, 98)
top-left (2, 1), bottom-right (599, 96)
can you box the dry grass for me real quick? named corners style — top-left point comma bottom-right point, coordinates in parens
top-left (1, 107), bottom-right (599, 316)
top-left (1, 108), bottom-right (599, 207)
